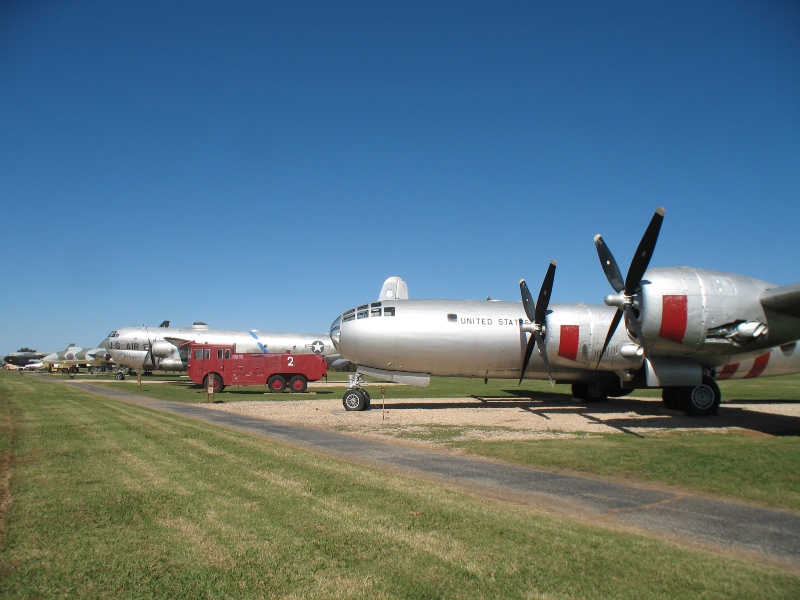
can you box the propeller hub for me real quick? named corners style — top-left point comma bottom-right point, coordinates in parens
top-left (604, 293), bottom-right (629, 308)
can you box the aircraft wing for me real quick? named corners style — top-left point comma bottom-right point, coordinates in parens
top-left (760, 282), bottom-right (800, 318)
top-left (164, 336), bottom-right (192, 346)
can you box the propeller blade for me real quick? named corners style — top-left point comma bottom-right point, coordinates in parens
top-left (594, 235), bottom-right (624, 294)
top-left (533, 329), bottom-right (553, 383)
top-left (520, 280), bottom-right (536, 323)
top-left (534, 260), bottom-right (557, 324)
top-left (519, 335), bottom-right (536, 385)
top-left (623, 305), bottom-right (650, 356)
top-left (624, 207), bottom-right (664, 295)
top-left (596, 307), bottom-right (623, 369)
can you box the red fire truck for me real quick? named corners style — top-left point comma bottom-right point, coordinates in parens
top-left (184, 343), bottom-right (327, 393)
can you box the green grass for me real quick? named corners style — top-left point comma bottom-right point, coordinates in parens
top-left (1, 372), bottom-right (799, 598)
top-left (440, 430), bottom-right (799, 511)
top-left (30, 372), bottom-right (800, 510)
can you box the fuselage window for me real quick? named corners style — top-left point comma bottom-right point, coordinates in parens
top-left (447, 314), bottom-right (457, 322)
top-left (371, 307), bottom-right (381, 317)
top-left (384, 306), bottom-right (395, 316)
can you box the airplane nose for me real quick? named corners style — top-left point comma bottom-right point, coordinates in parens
top-left (329, 316), bottom-right (341, 350)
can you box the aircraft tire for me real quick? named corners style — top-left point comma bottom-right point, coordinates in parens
top-left (115, 372), bottom-right (125, 381)
top-left (204, 373), bottom-right (225, 394)
top-left (662, 387), bottom-right (680, 410)
top-left (572, 383), bottom-right (608, 403)
top-left (363, 389), bottom-right (371, 408)
top-left (343, 389), bottom-right (367, 411)
top-left (268, 374), bottom-right (287, 393)
top-left (288, 375), bottom-right (308, 393)
top-left (676, 376), bottom-right (721, 416)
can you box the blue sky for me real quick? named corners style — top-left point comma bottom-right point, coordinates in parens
top-left (1, 0), bottom-right (798, 356)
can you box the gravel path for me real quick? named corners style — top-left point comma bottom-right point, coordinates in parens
top-left (200, 393), bottom-right (800, 444)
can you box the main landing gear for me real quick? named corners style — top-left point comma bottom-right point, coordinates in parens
top-left (661, 375), bottom-right (721, 416)
top-left (342, 373), bottom-right (371, 411)
top-left (572, 375), bottom-right (722, 417)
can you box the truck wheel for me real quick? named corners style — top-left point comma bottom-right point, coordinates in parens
top-left (268, 375), bottom-right (287, 393)
top-left (343, 389), bottom-right (367, 411)
top-left (676, 376), bottom-right (721, 416)
top-left (288, 375), bottom-right (308, 393)
top-left (204, 373), bottom-right (225, 393)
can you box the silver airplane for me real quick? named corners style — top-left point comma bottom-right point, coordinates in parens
top-left (42, 343), bottom-right (113, 372)
top-left (330, 208), bottom-right (800, 415)
top-left (104, 321), bottom-right (344, 380)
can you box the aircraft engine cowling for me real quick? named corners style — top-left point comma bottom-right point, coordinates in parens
top-left (543, 303), bottom-right (644, 371)
top-left (151, 340), bottom-right (177, 358)
top-left (639, 267), bottom-right (772, 354)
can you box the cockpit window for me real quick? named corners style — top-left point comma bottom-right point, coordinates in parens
top-left (107, 331), bottom-right (119, 338)
top-left (371, 307), bottom-right (381, 317)
top-left (357, 309), bottom-right (368, 319)
top-left (384, 307), bottom-right (395, 317)
top-left (371, 302), bottom-right (381, 307)
top-left (357, 304), bottom-right (368, 311)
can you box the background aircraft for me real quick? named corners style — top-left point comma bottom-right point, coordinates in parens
top-left (104, 321), bottom-right (344, 380)
top-left (3, 351), bottom-right (49, 368)
top-left (42, 344), bottom-right (113, 372)
top-left (330, 208), bottom-right (800, 415)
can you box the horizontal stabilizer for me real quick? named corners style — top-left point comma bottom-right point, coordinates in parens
top-left (760, 282), bottom-right (800, 318)
top-left (378, 276), bottom-right (409, 301)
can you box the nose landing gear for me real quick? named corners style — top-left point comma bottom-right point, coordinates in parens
top-left (342, 373), bottom-right (371, 411)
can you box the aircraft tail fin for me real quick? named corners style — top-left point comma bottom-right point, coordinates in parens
top-left (159, 320), bottom-right (170, 327)
top-left (760, 282), bottom-right (800, 318)
top-left (378, 276), bottom-right (409, 301)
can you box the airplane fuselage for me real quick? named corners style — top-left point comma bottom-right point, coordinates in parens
top-left (105, 325), bottom-right (341, 372)
top-left (331, 268), bottom-right (800, 385)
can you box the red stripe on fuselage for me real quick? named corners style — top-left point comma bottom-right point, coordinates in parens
top-left (558, 325), bottom-right (579, 361)
top-left (716, 363), bottom-right (739, 380)
top-left (659, 295), bottom-right (688, 343)
top-left (744, 353), bottom-right (770, 379)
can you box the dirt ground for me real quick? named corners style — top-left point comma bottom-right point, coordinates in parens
top-left (200, 386), bottom-right (800, 444)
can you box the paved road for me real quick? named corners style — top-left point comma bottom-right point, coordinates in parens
top-left (61, 379), bottom-right (800, 567)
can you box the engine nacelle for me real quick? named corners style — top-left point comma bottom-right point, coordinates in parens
top-left (151, 340), bottom-right (177, 358)
top-left (544, 303), bottom-right (644, 371)
top-left (639, 267), bottom-right (773, 355)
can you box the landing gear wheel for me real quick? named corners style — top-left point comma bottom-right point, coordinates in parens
top-left (115, 372), bottom-right (125, 381)
top-left (343, 389), bottom-right (368, 411)
top-left (203, 373), bottom-right (225, 394)
top-left (362, 389), bottom-right (371, 408)
top-left (572, 383), bottom-right (608, 403)
top-left (268, 375), bottom-right (287, 393)
top-left (288, 375), bottom-right (308, 393)
top-left (677, 375), bottom-right (721, 416)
